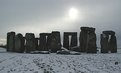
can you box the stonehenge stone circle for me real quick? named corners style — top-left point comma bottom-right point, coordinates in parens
top-left (6, 27), bottom-right (117, 54)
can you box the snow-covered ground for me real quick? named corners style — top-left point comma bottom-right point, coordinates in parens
top-left (0, 48), bottom-right (121, 73)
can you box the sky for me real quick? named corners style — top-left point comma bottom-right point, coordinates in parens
top-left (0, 0), bottom-right (121, 48)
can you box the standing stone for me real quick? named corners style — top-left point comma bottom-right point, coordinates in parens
top-left (50, 31), bottom-right (61, 53)
top-left (109, 35), bottom-right (117, 53)
top-left (79, 27), bottom-right (89, 52)
top-left (14, 33), bottom-right (25, 53)
top-left (63, 32), bottom-right (77, 51)
top-left (7, 32), bottom-right (10, 51)
top-left (87, 28), bottom-right (97, 53)
top-left (7, 32), bottom-right (15, 52)
top-left (70, 33), bottom-right (77, 50)
top-left (46, 33), bottom-right (52, 51)
top-left (100, 34), bottom-right (109, 53)
top-left (63, 33), bottom-right (69, 49)
top-left (79, 27), bottom-right (97, 53)
top-left (25, 33), bottom-right (36, 53)
top-left (39, 33), bottom-right (51, 51)
top-left (35, 38), bottom-right (39, 51)
top-left (39, 33), bottom-right (46, 51)
top-left (100, 31), bottom-right (117, 53)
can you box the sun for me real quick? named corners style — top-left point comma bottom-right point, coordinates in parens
top-left (68, 7), bottom-right (78, 20)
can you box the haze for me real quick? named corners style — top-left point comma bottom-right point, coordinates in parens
top-left (0, 0), bottom-right (121, 48)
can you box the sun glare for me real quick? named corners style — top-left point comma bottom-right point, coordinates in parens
top-left (69, 7), bottom-right (78, 20)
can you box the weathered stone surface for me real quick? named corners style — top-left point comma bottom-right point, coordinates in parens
top-left (63, 32), bottom-right (77, 51)
top-left (7, 32), bottom-right (10, 51)
top-left (25, 33), bottom-right (36, 53)
top-left (35, 38), bottom-right (39, 51)
top-left (56, 50), bottom-right (70, 55)
top-left (80, 27), bottom-right (89, 31)
top-left (109, 35), bottom-right (117, 53)
top-left (39, 33), bottom-right (51, 51)
top-left (100, 34), bottom-right (109, 53)
top-left (46, 33), bottom-right (52, 50)
top-left (87, 28), bottom-right (97, 53)
top-left (63, 33), bottom-right (69, 50)
top-left (103, 31), bottom-right (115, 35)
top-left (70, 46), bottom-right (80, 52)
top-left (79, 27), bottom-right (89, 52)
top-left (70, 33), bottom-right (77, 49)
top-left (101, 30), bottom-right (117, 53)
top-left (14, 33), bottom-right (25, 53)
top-left (79, 27), bottom-right (97, 53)
top-left (50, 31), bottom-right (61, 53)
top-left (39, 33), bottom-right (46, 51)
top-left (7, 32), bottom-right (15, 52)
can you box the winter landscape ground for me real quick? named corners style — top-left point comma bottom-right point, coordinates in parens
top-left (0, 48), bottom-right (121, 73)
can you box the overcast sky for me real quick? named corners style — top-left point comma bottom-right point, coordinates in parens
top-left (0, 0), bottom-right (121, 48)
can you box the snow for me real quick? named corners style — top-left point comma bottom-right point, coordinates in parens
top-left (0, 48), bottom-right (121, 73)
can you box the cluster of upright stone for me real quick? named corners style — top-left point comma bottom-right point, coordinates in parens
top-left (7, 32), bottom-right (25, 53)
top-left (100, 31), bottom-right (117, 53)
top-left (63, 32), bottom-right (77, 51)
top-left (38, 31), bottom-right (61, 53)
top-left (7, 31), bottom-right (61, 53)
top-left (6, 28), bottom-right (117, 54)
top-left (79, 27), bottom-right (97, 53)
